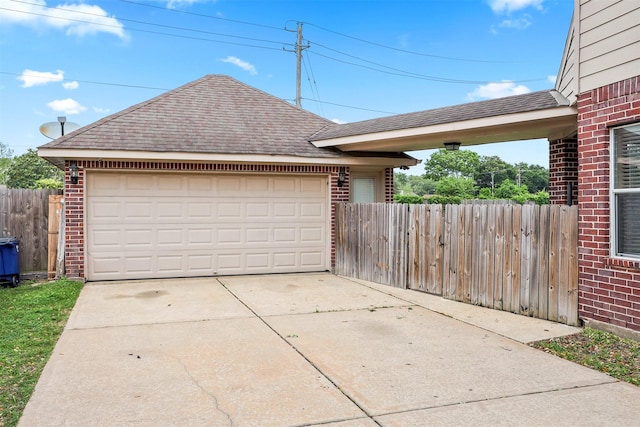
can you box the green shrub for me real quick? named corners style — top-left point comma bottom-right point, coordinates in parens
top-left (426, 195), bottom-right (462, 205)
top-left (394, 194), bottom-right (425, 204)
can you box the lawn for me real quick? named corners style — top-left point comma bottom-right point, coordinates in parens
top-left (0, 279), bottom-right (83, 427)
top-left (531, 327), bottom-right (640, 386)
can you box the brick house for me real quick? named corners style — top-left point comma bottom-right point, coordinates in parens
top-left (39, 1), bottom-right (638, 334)
top-left (39, 75), bottom-right (416, 281)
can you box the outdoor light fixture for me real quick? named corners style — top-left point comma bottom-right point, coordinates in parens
top-left (57, 116), bottom-right (66, 136)
top-left (69, 162), bottom-right (79, 185)
top-left (337, 167), bottom-right (346, 187)
top-left (444, 141), bottom-right (461, 151)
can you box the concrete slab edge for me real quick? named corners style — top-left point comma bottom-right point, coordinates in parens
top-left (583, 318), bottom-right (640, 342)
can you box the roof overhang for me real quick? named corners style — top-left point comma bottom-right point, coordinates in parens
top-left (38, 149), bottom-right (418, 170)
top-left (312, 106), bottom-right (578, 152)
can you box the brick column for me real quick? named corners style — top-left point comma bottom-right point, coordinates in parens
top-left (384, 168), bottom-right (394, 202)
top-left (549, 136), bottom-right (578, 205)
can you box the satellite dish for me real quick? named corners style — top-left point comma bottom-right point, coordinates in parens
top-left (39, 121), bottom-right (81, 139)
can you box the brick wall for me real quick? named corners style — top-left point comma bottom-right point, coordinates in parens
top-left (577, 75), bottom-right (640, 332)
top-left (549, 136), bottom-right (578, 205)
top-left (384, 168), bottom-right (394, 202)
top-left (64, 161), bottom-right (355, 279)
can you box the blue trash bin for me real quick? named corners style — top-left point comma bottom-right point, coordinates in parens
top-left (0, 237), bottom-right (20, 287)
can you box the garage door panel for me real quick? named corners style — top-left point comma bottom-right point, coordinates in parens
top-left (273, 177), bottom-right (296, 193)
top-left (126, 230), bottom-right (153, 247)
top-left (217, 228), bottom-right (242, 244)
top-left (301, 177), bottom-right (325, 194)
top-left (246, 202), bottom-right (269, 217)
top-left (301, 251), bottom-right (323, 267)
top-left (246, 228), bottom-right (268, 243)
top-left (87, 172), bottom-right (329, 280)
top-left (156, 255), bottom-right (184, 273)
top-left (274, 203), bottom-right (296, 217)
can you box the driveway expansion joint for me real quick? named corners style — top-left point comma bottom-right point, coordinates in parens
top-left (216, 278), bottom-right (383, 426)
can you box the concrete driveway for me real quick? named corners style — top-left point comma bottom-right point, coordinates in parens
top-left (19, 273), bottom-right (640, 426)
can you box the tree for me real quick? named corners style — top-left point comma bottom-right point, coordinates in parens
top-left (0, 142), bottom-right (13, 185)
top-left (408, 175), bottom-right (437, 195)
top-left (423, 149), bottom-right (480, 181)
top-left (474, 155), bottom-right (516, 192)
top-left (515, 163), bottom-right (549, 193)
top-left (5, 149), bottom-right (63, 189)
top-left (435, 176), bottom-right (477, 198)
top-left (494, 179), bottom-right (529, 200)
top-left (394, 172), bottom-right (413, 195)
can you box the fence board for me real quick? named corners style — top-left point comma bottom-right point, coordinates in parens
top-left (0, 188), bottom-right (62, 274)
top-left (333, 202), bottom-right (579, 326)
top-left (492, 205), bottom-right (504, 310)
top-left (537, 205), bottom-right (550, 320)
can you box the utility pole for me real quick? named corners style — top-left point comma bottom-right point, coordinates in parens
top-left (491, 171), bottom-right (495, 195)
top-left (286, 22), bottom-right (309, 108)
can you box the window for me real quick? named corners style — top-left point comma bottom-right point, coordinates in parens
top-left (612, 123), bottom-right (640, 259)
top-left (352, 178), bottom-right (376, 203)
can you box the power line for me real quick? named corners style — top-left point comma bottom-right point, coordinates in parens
top-left (310, 42), bottom-right (545, 84)
top-left (300, 98), bottom-right (399, 115)
top-left (302, 54), bottom-right (324, 117)
top-left (303, 21), bottom-right (517, 64)
top-left (117, 0), bottom-right (285, 31)
top-left (307, 50), bottom-right (492, 84)
top-left (0, 71), bottom-right (170, 91)
top-left (3, 1), bottom-right (291, 50)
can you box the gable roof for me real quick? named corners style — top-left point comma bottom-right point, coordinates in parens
top-left (39, 75), bottom-right (416, 168)
top-left (311, 90), bottom-right (577, 152)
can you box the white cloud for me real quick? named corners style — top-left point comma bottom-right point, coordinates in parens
top-left (331, 118), bottom-right (347, 124)
top-left (47, 98), bottom-right (87, 115)
top-left (166, 0), bottom-right (208, 9)
top-left (63, 81), bottom-right (79, 90)
top-left (92, 106), bottom-right (110, 113)
top-left (0, 0), bottom-right (127, 40)
top-left (18, 69), bottom-right (64, 88)
top-left (488, 0), bottom-right (544, 14)
top-left (499, 16), bottom-right (532, 30)
top-left (466, 81), bottom-right (531, 101)
top-left (221, 56), bottom-right (257, 75)
top-left (547, 75), bottom-right (557, 85)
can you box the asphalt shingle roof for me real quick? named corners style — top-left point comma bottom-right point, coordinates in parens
top-left (40, 75), bottom-right (350, 159)
top-left (310, 90), bottom-right (570, 141)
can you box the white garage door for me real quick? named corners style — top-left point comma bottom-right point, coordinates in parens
top-left (86, 172), bottom-right (329, 281)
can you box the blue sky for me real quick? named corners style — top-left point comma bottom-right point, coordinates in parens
top-left (0, 0), bottom-right (574, 174)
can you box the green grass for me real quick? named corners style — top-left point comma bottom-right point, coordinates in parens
top-left (531, 327), bottom-right (640, 386)
top-left (0, 279), bottom-right (83, 427)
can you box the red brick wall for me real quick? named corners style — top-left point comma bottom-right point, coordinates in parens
top-left (577, 76), bottom-right (640, 332)
top-left (384, 168), bottom-right (394, 202)
top-left (63, 161), bottom-right (353, 279)
top-left (549, 136), bottom-right (578, 205)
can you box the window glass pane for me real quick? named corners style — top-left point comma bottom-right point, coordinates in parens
top-left (614, 124), bottom-right (640, 189)
top-left (616, 193), bottom-right (640, 257)
top-left (352, 178), bottom-right (375, 203)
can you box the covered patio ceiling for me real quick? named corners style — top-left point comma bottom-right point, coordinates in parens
top-left (311, 90), bottom-right (578, 153)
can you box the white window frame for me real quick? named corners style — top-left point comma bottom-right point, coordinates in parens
top-left (610, 122), bottom-right (640, 260)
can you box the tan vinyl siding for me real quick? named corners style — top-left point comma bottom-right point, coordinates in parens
top-left (555, 15), bottom-right (578, 104)
top-left (578, 0), bottom-right (640, 92)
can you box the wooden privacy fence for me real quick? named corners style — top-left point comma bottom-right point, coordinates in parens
top-left (0, 188), bottom-right (63, 274)
top-left (334, 203), bottom-right (579, 326)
